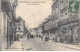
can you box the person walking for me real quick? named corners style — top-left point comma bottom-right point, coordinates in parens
top-left (41, 36), bottom-right (43, 41)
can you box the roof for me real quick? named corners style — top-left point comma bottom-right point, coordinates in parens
top-left (15, 17), bottom-right (25, 22)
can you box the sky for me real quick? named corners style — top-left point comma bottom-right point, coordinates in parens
top-left (16, 0), bottom-right (53, 28)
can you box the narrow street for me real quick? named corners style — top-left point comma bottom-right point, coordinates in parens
top-left (1, 0), bottom-right (80, 51)
top-left (21, 38), bottom-right (54, 51)
top-left (8, 37), bottom-right (80, 51)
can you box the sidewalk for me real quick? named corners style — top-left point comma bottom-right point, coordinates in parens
top-left (35, 38), bottom-right (80, 51)
top-left (7, 40), bottom-right (23, 51)
top-left (7, 38), bottom-right (37, 51)
top-left (48, 40), bottom-right (80, 51)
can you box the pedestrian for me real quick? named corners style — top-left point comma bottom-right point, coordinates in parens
top-left (27, 35), bottom-right (30, 40)
top-left (41, 36), bottom-right (43, 41)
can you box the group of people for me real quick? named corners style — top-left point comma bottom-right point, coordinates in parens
top-left (27, 34), bottom-right (43, 41)
top-left (27, 34), bottom-right (35, 39)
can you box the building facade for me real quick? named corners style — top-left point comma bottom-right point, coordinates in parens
top-left (34, 25), bottom-right (43, 38)
top-left (58, 0), bottom-right (79, 44)
top-left (42, 0), bottom-right (80, 44)
top-left (78, 0), bottom-right (80, 45)
top-left (52, 0), bottom-right (80, 44)
top-left (42, 0), bottom-right (60, 41)
top-left (15, 17), bottom-right (25, 40)
top-left (51, 0), bottom-right (60, 41)
top-left (0, 0), bottom-right (18, 50)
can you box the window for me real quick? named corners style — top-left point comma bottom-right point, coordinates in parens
top-left (56, 8), bottom-right (58, 14)
top-left (65, 13), bottom-right (67, 15)
top-left (53, 10), bottom-right (54, 16)
top-left (56, 18), bottom-right (57, 19)
top-left (18, 23), bottom-right (21, 26)
top-left (66, 0), bottom-right (68, 2)
top-left (18, 27), bottom-right (20, 31)
top-left (61, 4), bottom-right (63, 9)
top-left (62, 1), bottom-right (63, 3)
top-left (61, 15), bottom-right (63, 17)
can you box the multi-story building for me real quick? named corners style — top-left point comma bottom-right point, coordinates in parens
top-left (24, 27), bottom-right (28, 37)
top-left (78, 0), bottom-right (80, 45)
top-left (0, 0), bottom-right (18, 50)
top-left (42, 0), bottom-right (80, 44)
top-left (42, 16), bottom-right (53, 40)
top-left (12, 0), bottom-right (18, 41)
top-left (42, 0), bottom-right (60, 41)
top-left (15, 17), bottom-right (25, 40)
top-left (51, 0), bottom-right (60, 41)
top-left (38, 25), bottom-right (43, 36)
top-left (34, 25), bottom-right (43, 38)
top-left (51, 0), bottom-right (80, 44)
top-left (58, 0), bottom-right (79, 44)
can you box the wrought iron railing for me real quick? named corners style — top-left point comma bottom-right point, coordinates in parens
top-left (58, 15), bottom-right (79, 26)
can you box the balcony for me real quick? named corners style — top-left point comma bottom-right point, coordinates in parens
top-left (60, 7), bottom-right (67, 14)
top-left (44, 22), bottom-right (58, 31)
top-left (58, 15), bottom-right (79, 27)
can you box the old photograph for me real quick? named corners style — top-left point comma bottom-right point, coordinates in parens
top-left (0, 0), bottom-right (80, 51)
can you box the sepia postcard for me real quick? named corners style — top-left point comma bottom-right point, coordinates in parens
top-left (0, 0), bottom-right (80, 51)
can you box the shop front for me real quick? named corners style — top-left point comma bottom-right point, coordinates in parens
top-left (58, 19), bottom-right (79, 44)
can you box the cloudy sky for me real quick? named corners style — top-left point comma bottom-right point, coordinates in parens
top-left (16, 0), bottom-right (53, 28)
